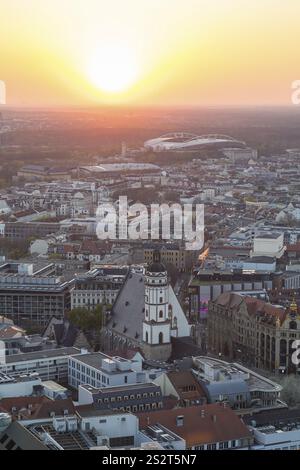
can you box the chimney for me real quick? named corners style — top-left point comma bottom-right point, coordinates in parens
top-left (176, 415), bottom-right (184, 427)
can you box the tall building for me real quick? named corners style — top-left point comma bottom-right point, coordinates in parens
top-left (142, 252), bottom-right (172, 361)
top-left (102, 256), bottom-right (190, 361)
top-left (208, 292), bottom-right (300, 374)
top-left (0, 262), bottom-right (73, 327)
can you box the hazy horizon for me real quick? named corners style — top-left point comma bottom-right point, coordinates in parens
top-left (1, 0), bottom-right (300, 107)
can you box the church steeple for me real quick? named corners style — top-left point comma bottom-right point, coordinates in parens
top-left (148, 249), bottom-right (166, 274)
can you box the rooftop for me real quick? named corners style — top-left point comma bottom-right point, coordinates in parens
top-left (4, 347), bottom-right (80, 364)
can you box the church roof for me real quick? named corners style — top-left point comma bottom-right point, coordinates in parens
top-left (108, 272), bottom-right (145, 341)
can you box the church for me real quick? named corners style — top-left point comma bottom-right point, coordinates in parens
top-left (102, 252), bottom-right (190, 361)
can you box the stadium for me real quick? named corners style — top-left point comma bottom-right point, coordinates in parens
top-left (144, 132), bottom-right (245, 152)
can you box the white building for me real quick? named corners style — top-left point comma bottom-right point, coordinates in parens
top-left (250, 424), bottom-right (300, 450)
top-left (0, 371), bottom-right (42, 398)
top-left (68, 352), bottom-right (144, 390)
top-left (0, 347), bottom-right (80, 381)
top-left (76, 408), bottom-right (139, 448)
top-left (250, 233), bottom-right (286, 259)
top-left (142, 254), bottom-right (190, 361)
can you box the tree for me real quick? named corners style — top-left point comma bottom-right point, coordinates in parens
top-left (67, 305), bottom-right (104, 331)
top-left (278, 375), bottom-right (300, 407)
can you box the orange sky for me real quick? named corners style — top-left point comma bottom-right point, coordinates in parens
top-left (1, 0), bottom-right (300, 107)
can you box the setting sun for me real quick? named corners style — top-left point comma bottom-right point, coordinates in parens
top-left (87, 45), bottom-right (138, 94)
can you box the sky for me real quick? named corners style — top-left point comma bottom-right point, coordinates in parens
top-left (1, 0), bottom-right (300, 107)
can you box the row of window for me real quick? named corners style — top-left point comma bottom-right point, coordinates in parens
top-left (193, 440), bottom-right (237, 450)
top-left (97, 391), bottom-right (161, 403)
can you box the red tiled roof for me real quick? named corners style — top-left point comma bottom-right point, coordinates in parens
top-left (287, 244), bottom-right (300, 252)
top-left (0, 397), bottom-right (75, 421)
top-left (213, 292), bottom-right (287, 325)
top-left (137, 404), bottom-right (252, 447)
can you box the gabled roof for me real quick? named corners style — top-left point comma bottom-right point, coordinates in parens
top-left (213, 292), bottom-right (287, 325)
top-left (108, 271), bottom-right (145, 341)
top-left (137, 404), bottom-right (252, 447)
top-left (165, 371), bottom-right (207, 401)
top-left (0, 397), bottom-right (75, 421)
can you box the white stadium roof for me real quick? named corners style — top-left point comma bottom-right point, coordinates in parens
top-left (144, 132), bottom-right (245, 151)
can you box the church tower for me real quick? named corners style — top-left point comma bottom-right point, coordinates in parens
top-left (142, 250), bottom-right (172, 361)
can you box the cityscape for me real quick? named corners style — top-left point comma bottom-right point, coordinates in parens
top-left (1, 0), bottom-right (300, 459)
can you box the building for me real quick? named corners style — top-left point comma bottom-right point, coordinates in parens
top-left (244, 408), bottom-right (300, 450)
top-left (143, 243), bottom-right (195, 271)
top-left (0, 396), bottom-right (75, 422)
top-left (75, 406), bottom-right (139, 448)
top-left (103, 256), bottom-right (190, 362)
top-left (0, 347), bottom-right (80, 381)
top-left (0, 317), bottom-right (26, 355)
top-left (78, 382), bottom-right (164, 413)
top-left (208, 292), bottom-right (300, 374)
top-left (42, 317), bottom-right (91, 350)
top-left (138, 423), bottom-right (185, 450)
top-left (250, 233), bottom-right (286, 259)
top-left (2, 221), bottom-right (60, 241)
top-left (17, 165), bottom-right (71, 182)
top-left (188, 269), bottom-right (274, 320)
top-left (68, 351), bottom-right (144, 390)
top-left (154, 370), bottom-right (207, 407)
top-left (0, 262), bottom-right (73, 327)
top-left (0, 420), bottom-right (48, 450)
top-left (137, 403), bottom-right (253, 450)
top-left (79, 163), bottom-right (161, 180)
top-left (192, 356), bottom-right (283, 411)
top-left (71, 266), bottom-right (128, 310)
top-left (0, 371), bottom-right (42, 398)
top-left (144, 133), bottom-right (245, 152)
top-left (222, 147), bottom-right (258, 163)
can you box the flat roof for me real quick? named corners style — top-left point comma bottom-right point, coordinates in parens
top-left (73, 353), bottom-right (133, 373)
top-left (4, 347), bottom-right (80, 364)
top-left (80, 382), bottom-right (158, 394)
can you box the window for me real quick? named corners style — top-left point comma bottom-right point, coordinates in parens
top-left (124, 376), bottom-right (128, 384)
top-left (207, 443), bottom-right (216, 450)
top-left (0, 434), bottom-right (8, 444)
top-left (159, 310), bottom-right (163, 318)
top-left (5, 439), bottom-right (16, 450)
top-left (159, 332), bottom-right (164, 344)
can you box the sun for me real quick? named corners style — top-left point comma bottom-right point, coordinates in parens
top-left (87, 45), bottom-right (138, 94)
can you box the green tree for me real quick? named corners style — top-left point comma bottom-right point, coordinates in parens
top-left (67, 306), bottom-right (103, 330)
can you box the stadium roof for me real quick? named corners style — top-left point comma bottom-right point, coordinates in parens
top-left (144, 132), bottom-right (245, 151)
